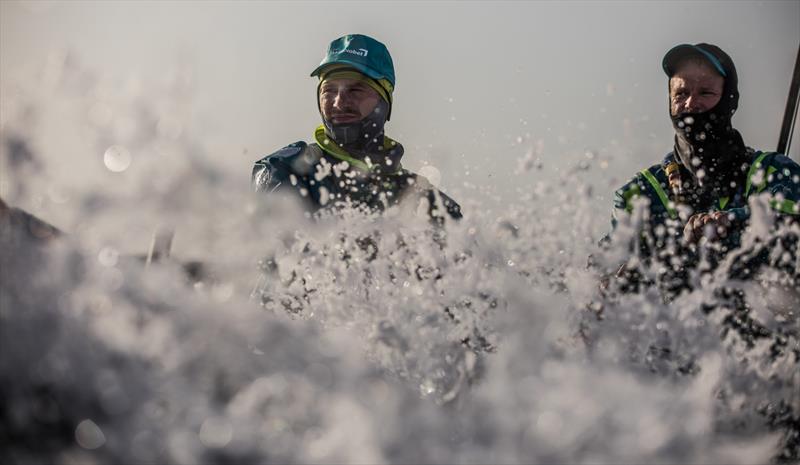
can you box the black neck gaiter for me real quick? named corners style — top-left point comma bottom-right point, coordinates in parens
top-left (323, 99), bottom-right (390, 157)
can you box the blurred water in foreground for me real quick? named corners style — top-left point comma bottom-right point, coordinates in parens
top-left (1, 53), bottom-right (798, 464)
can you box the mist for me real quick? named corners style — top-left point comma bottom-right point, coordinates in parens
top-left (1, 1), bottom-right (799, 464)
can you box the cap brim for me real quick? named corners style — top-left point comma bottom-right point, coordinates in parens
top-left (662, 44), bottom-right (727, 77)
top-left (310, 61), bottom-right (384, 81)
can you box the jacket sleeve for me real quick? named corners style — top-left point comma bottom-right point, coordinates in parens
top-left (728, 154), bottom-right (800, 222)
top-left (760, 154), bottom-right (800, 216)
top-left (435, 190), bottom-right (463, 220)
top-left (597, 174), bottom-right (643, 250)
top-left (251, 158), bottom-right (272, 193)
top-left (717, 153), bottom-right (800, 241)
top-left (409, 173), bottom-right (463, 222)
top-left (610, 173), bottom-right (647, 230)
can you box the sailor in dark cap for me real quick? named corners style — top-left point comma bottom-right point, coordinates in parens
top-left (612, 43), bottom-right (799, 250)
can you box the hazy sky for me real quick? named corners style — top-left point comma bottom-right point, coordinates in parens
top-left (2, 0), bottom-right (799, 205)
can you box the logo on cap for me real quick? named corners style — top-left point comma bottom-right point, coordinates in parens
top-left (344, 48), bottom-right (369, 57)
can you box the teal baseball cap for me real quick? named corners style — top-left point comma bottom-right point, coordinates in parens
top-left (310, 34), bottom-right (396, 88)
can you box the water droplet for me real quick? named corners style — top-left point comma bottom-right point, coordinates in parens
top-left (75, 419), bottom-right (106, 450)
top-left (418, 165), bottom-right (441, 187)
top-left (212, 283), bottom-right (235, 302)
top-left (420, 379), bottom-right (436, 396)
top-left (198, 416), bottom-right (232, 448)
top-left (103, 145), bottom-right (131, 172)
top-left (98, 247), bottom-right (119, 267)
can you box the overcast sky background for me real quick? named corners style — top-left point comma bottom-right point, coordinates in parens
top-left (3, 4), bottom-right (800, 462)
top-left (1, 0), bottom-right (799, 213)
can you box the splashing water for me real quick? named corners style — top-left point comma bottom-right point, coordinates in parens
top-left (1, 55), bottom-right (797, 464)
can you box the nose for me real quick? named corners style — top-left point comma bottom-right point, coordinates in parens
top-left (332, 89), bottom-right (348, 109)
top-left (683, 94), bottom-right (704, 113)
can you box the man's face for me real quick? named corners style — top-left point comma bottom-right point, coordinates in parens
top-left (319, 78), bottom-right (381, 124)
top-left (669, 60), bottom-right (724, 116)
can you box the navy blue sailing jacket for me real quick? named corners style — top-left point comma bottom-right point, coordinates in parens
top-left (613, 149), bottom-right (800, 244)
top-left (252, 141), bottom-right (462, 222)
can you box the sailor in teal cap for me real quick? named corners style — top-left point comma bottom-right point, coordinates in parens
top-left (252, 34), bottom-right (461, 221)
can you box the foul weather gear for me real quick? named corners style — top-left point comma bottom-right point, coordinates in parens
top-left (252, 133), bottom-right (462, 222)
top-left (613, 149), bottom-right (800, 247)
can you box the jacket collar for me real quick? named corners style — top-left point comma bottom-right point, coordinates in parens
top-left (314, 125), bottom-right (403, 174)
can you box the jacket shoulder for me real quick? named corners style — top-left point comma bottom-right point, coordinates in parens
top-left (746, 150), bottom-right (800, 206)
top-left (615, 163), bottom-right (663, 195)
top-left (252, 141), bottom-right (322, 192)
top-left (254, 141), bottom-right (308, 166)
top-left (761, 151), bottom-right (800, 172)
top-left (746, 150), bottom-right (800, 187)
top-left (613, 162), bottom-right (666, 213)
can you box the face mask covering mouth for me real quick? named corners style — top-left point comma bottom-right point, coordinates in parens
top-left (671, 108), bottom-right (747, 190)
top-left (323, 99), bottom-right (390, 155)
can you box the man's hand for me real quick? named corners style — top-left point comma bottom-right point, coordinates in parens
top-left (683, 211), bottom-right (731, 244)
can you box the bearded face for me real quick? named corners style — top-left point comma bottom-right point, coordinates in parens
top-left (318, 77), bottom-right (389, 150)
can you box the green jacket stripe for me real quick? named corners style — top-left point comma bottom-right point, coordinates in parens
top-left (744, 151), bottom-right (770, 197)
top-left (640, 168), bottom-right (677, 219)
